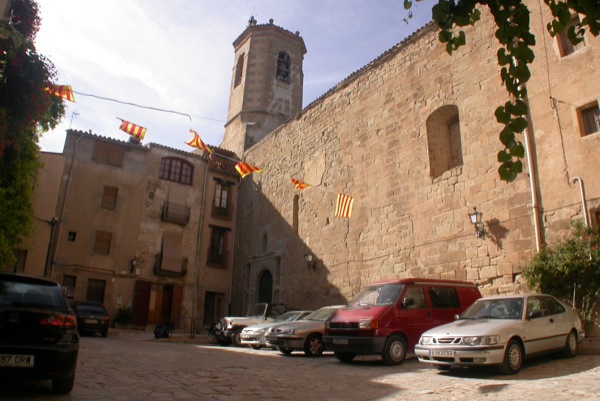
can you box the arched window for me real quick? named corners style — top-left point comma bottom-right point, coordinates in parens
top-left (276, 51), bottom-right (291, 84)
top-left (426, 105), bottom-right (463, 178)
top-left (159, 157), bottom-right (193, 185)
top-left (234, 53), bottom-right (244, 87)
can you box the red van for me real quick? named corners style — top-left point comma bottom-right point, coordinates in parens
top-left (323, 278), bottom-right (481, 365)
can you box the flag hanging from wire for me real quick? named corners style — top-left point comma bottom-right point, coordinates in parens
top-left (185, 129), bottom-right (212, 153)
top-left (291, 178), bottom-right (310, 190)
top-left (235, 162), bottom-right (264, 179)
top-left (335, 193), bottom-right (355, 218)
top-left (118, 118), bottom-right (147, 140)
top-left (45, 85), bottom-right (75, 102)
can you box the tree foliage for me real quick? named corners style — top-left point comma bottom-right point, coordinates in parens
top-left (0, 0), bottom-right (65, 270)
top-left (523, 222), bottom-right (600, 332)
top-left (404, 0), bottom-right (599, 182)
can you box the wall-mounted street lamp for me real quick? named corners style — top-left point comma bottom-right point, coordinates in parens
top-left (304, 253), bottom-right (316, 271)
top-left (468, 207), bottom-right (485, 239)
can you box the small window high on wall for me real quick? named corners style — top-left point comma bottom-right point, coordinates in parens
top-left (276, 52), bottom-right (291, 83)
top-left (426, 105), bottom-right (463, 178)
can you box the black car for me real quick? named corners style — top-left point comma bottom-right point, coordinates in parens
top-left (72, 301), bottom-right (110, 337)
top-left (0, 272), bottom-right (79, 394)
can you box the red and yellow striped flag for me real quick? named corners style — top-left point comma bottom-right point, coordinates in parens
top-left (235, 162), bottom-right (264, 179)
top-left (291, 178), bottom-right (310, 190)
top-left (185, 129), bottom-right (212, 153)
top-left (118, 119), bottom-right (147, 140)
top-left (45, 85), bottom-right (75, 102)
top-left (335, 193), bottom-right (355, 218)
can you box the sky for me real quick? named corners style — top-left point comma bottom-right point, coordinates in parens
top-left (35, 0), bottom-right (437, 153)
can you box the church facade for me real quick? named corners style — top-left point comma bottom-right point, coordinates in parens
top-left (222, 6), bottom-right (600, 319)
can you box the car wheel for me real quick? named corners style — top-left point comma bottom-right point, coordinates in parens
top-left (278, 347), bottom-right (293, 355)
top-left (499, 339), bottom-right (523, 375)
top-left (101, 328), bottom-right (108, 338)
top-left (251, 345), bottom-right (262, 350)
top-left (334, 352), bottom-right (356, 363)
top-left (52, 374), bottom-right (75, 394)
top-left (304, 334), bottom-right (324, 357)
top-left (381, 335), bottom-right (406, 366)
top-left (562, 330), bottom-right (578, 358)
top-left (231, 329), bottom-right (243, 347)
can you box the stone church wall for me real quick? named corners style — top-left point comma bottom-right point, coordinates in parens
top-left (230, 7), bottom-right (599, 313)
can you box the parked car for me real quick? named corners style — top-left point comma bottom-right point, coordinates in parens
top-left (414, 294), bottom-right (585, 374)
top-left (266, 305), bottom-right (343, 357)
top-left (241, 310), bottom-right (313, 349)
top-left (324, 278), bottom-right (481, 365)
top-left (71, 301), bottom-right (110, 337)
top-left (213, 303), bottom-right (286, 347)
top-left (0, 272), bottom-right (79, 394)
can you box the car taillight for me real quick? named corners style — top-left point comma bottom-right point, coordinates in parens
top-left (102, 316), bottom-right (110, 323)
top-left (41, 314), bottom-right (77, 328)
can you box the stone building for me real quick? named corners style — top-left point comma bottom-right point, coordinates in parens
top-left (223, 4), bottom-right (599, 328)
top-left (22, 130), bottom-right (239, 332)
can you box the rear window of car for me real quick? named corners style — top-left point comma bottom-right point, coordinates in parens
top-left (0, 280), bottom-right (64, 308)
top-left (76, 305), bottom-right (106, 314)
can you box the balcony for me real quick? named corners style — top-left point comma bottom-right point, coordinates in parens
top-left (161, 201), bottom-right (190, 226)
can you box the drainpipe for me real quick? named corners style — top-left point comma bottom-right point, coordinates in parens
top-left (190, 157), bottom-right (209, 339)
top-left (523, 128), bottom-right (542, 253)
top-left (569, 177), bottom-right (590, 227)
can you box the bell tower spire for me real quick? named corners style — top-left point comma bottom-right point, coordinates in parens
top-left (220, 18), bottom-right (307, 157)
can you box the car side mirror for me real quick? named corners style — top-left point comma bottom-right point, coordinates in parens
top-left (527, 310), bottom-right (542, 320)
top-left (401, 298), bottom-right (415, 308)
top-left (454, 314), bottom-right (460, 320)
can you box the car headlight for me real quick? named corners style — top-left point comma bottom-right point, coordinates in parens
top-left (358, 319), bottom-right (378, 329)
top-left (258, 328), bottom-right (267, 334)
top-left (462, 336), bottom-right (500, 346)
top-left (419, 336), bottom-right (433, 345)
top-left (281, 329), bottom-right (296, 335)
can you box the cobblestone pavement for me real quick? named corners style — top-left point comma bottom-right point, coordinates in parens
top-left (1, 330), bottom-right (599, 401)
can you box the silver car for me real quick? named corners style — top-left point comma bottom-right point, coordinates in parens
top-left (240, 310), bottom-right (313, 349)
top-left (415, 294), bottom-right (585, 374)
top-left (266, 306), bottom-right (343, 357)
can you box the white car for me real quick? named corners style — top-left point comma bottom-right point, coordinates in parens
top-left (266, 306), bottom-right (343, 357)
top-left (240, 310), bottom-right (313, 349)
top-left (415, 294), bottom-right (585, 374)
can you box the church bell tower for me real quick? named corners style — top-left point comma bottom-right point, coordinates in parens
top-left (220, 17), bottom-right (307, 157)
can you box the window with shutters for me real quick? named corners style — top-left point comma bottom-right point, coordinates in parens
top-left (92, 140), bottom-right (125, 167)
top-left (101, 185), bottom-right (118, 210)
top-left (578, 102), bottom-right (600, 137)
top-left (93, 230), bottom-right (112, 255)
top-left (207, 226), bottom-right (229, 267)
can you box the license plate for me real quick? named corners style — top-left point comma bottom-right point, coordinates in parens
top-left (430, 349), bottom-right (454, 357)
top-left (0, 354), bottom-right (34, 367)
top-left (241, 334), bottom-right (250, 339)
top-left (332, 338), bottom-right (348, 345)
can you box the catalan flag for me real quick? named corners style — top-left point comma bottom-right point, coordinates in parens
top-left (45, 85), bottom-right (75, 102)
top-left (335, 193), bottom-right (355, 218)
top-left (235, 162), bottom-right (263, 179)
top-left (118, 119), bottom-right (147, 140)
top-left (185, 129), bottom-right (212, 153)
top-left (291, 178), bottom-right (310, 190)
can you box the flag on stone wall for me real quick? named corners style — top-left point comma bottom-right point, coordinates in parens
top-left (235, 162), bottom-right (264, 179)
top-left (291, 178), bottom-right (310, 190)
top-left (45, 85), bottom-right (75, 102)
top-left (118, 119), bottom-right (147, 140)
top-left (335, 193), bottom-right (354, 218)
top-left (185, 129), bottom-right (212, 153)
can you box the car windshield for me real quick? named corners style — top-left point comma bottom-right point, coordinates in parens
top-left (274, 311), bottom-right (303, 322)
top-left (461, 297), bottom-right (523, 320)
top-left (349, 284), bottom-right (404, 306)
top-left (246, 303), bottom-right (268, 317)
top-left (305, 307), bottom-right (338, 321)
